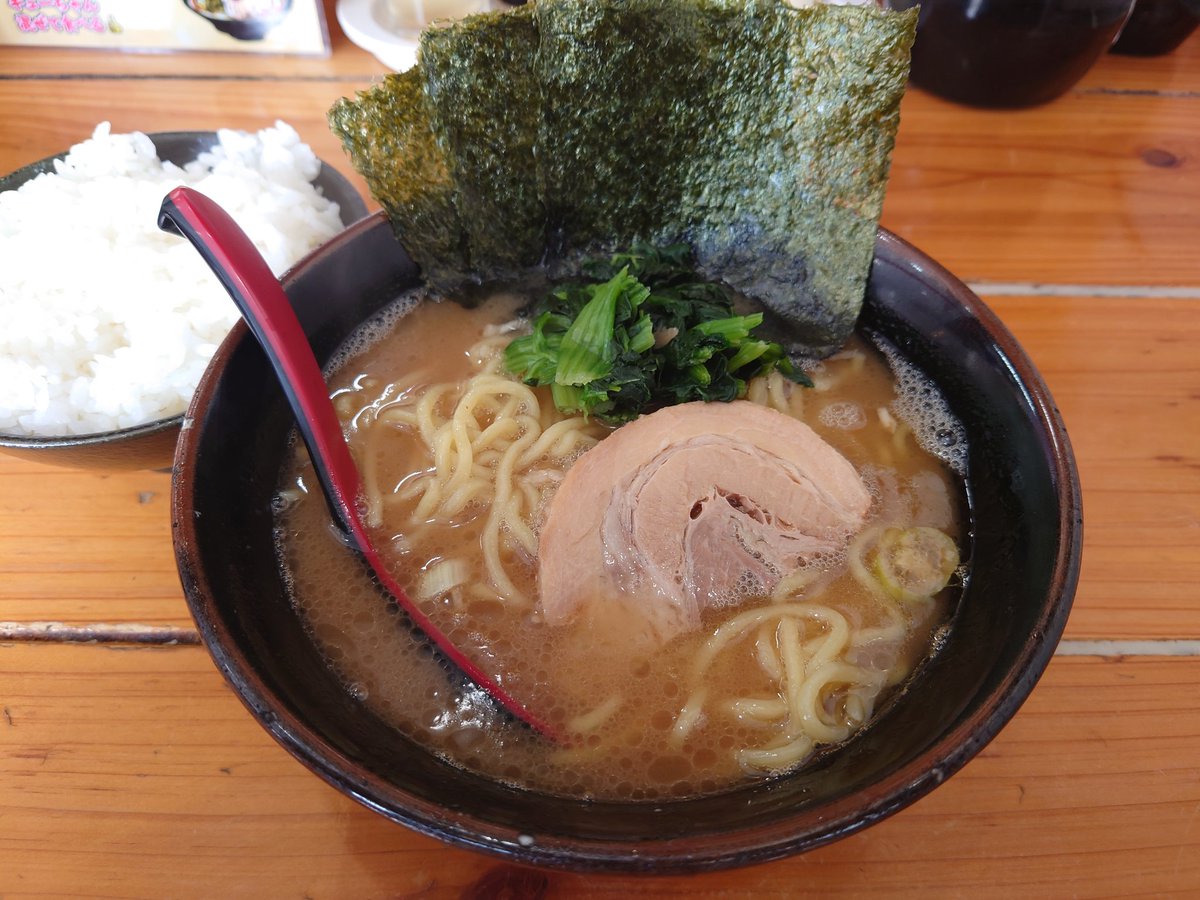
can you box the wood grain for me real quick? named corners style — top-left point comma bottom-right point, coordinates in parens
top-left (1, 643), bottom-right (1197, 898)
top-left (988, 295), bottom-right (1200, 640)
top-left (0, 464), bottom-right (187, 627)
top-left (883, 90), bottom-right (1200, 286)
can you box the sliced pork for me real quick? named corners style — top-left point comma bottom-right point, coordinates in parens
top-left (538, 401), bottom-right (872, 644)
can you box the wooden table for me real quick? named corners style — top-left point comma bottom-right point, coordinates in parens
top-left (2, 6), bottom-right (1199, 896)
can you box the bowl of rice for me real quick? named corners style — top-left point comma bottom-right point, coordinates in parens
top-left (0, 122), bottom-right (370, 471)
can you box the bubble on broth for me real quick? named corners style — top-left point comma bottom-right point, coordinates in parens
top-left (872, 334), bottom-right (969, 476)
top-left (323, 289), bottom-right (425, 376)
top-left (819, 401), bottom-right (867, 430)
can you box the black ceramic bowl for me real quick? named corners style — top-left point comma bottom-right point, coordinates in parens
top-left (0, 131), bottom-right (369, 471)
top-left (174, 213), bottom-right (1081, 872)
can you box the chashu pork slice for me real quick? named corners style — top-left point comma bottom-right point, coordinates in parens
top-left (538, 400), bottom-right (872, 645)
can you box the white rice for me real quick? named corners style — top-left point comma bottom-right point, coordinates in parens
top-left (0, 121), bottom-right (346, 437)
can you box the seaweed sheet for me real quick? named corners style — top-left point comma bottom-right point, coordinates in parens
top-left (685, 4), bottom-right (916, 355)
top-left (533, 0), bottom-right (744, 254)
top-left (327, 0), bottom-right (916, 356)
top-left (327, 70), bottom-right (469, 285)
top-left (421, 6), bottom-right (545, 273)
top-left (535, 0), bottom-right (915, 355)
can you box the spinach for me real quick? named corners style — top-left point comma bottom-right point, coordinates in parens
top-left (504, 244), bottom-right (811, 423)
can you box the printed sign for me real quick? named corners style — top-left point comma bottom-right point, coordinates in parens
top-left (1, 0), bottom-right (329, 54)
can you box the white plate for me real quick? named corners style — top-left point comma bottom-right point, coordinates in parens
top-left (337, 0), bottom-right (506, 72)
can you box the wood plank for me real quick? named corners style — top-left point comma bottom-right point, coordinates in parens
top-left (1, 644), bottom-right (1197, 897)
top-left (883, 90), bottom-right (1200, 286)
top-left (0, 38), bottom-right (380, 79)
top-left (0, 461), bottom-right (188, 627)
top-left (988, 295), bottom-right (1200, 640)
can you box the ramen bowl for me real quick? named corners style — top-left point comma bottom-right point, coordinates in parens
top-left (0, 131), bottom-right (369, 472)
top-left (174, 212), bottom-right (1081, 872)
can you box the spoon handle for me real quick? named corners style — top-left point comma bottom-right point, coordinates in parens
top-left (158, 187), bottom-right (559, 741)
top-left (158, 187), bottom-right (362, 536)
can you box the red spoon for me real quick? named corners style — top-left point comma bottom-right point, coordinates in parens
top-left (158, 186), bottom-right (559, 741)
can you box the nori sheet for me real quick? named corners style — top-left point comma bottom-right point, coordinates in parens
top-left (533, 0), bottom-right (738, 254)
top-left (421, 6), bottom-right (545, 273)
top-left (535, 0), bottom-right (915, 355)
top-left (684, 3), bottom-right (917, 355)
top-left (327, 70), bottom-right (469, 285)
top-left (327, 0), bottom-right (916, 356)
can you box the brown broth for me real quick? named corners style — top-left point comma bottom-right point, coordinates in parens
top-left (275, 292), bottom-right (967, 800)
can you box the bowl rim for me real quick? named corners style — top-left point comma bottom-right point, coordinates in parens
top-left (0, 413), bottom-right (181, 450)
top-left (0, 130), bottom-right (369, 450)
top-left (174, 216), bottom-right (1083, 871)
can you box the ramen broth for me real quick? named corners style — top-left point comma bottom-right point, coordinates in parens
top-left (274, 290), bottom-right (967, 800)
